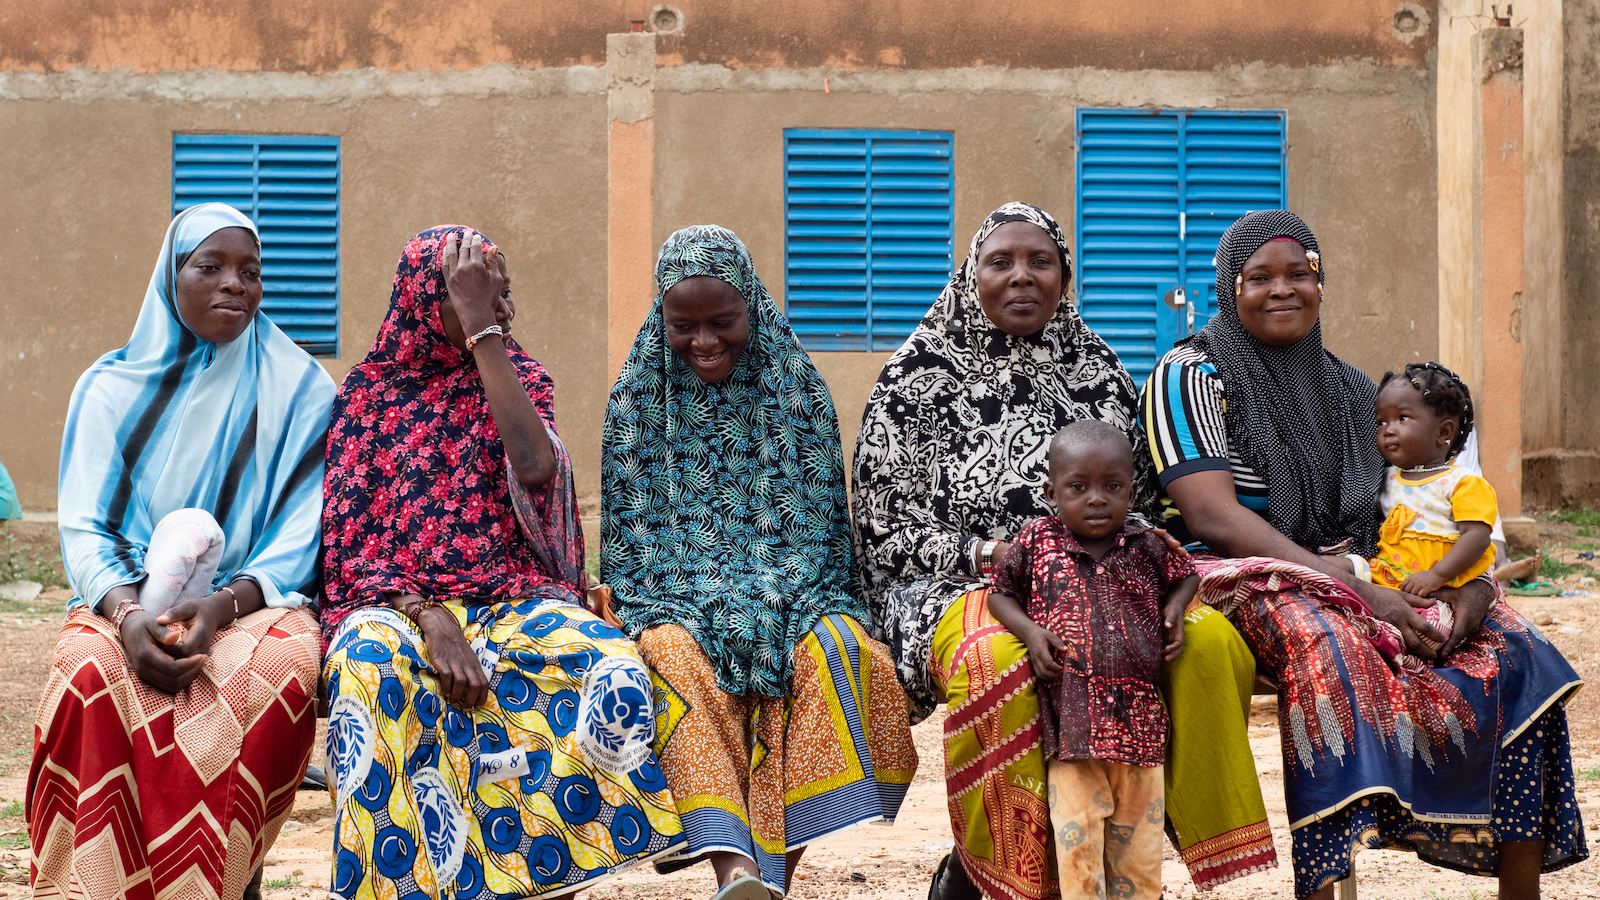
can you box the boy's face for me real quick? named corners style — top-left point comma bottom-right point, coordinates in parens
top-left (1043, 441), bottom-right (1133, 542)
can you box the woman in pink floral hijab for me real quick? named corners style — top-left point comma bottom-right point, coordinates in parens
top-left (319, 226), bottom-right (684, 900)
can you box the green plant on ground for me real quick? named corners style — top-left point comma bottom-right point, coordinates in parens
top-left (0, 525), bottom-right (69, 588)
top-left (1538, 551), bottom-right (1594, 581)
top-left (1568, 540), bottom-right (1600, 551)
top-left (585, 548), bottom-right (600, 584)
top-left (262, 874), bottom-right (302, 890)
top-left (1579, 763), bottom-right (1600, 782)
top-left (0, 834), bottom-right (25, 850)
top-left (1577, 525), bottom-right (1599, 537)
top-left (1550, 507), bottom-right (1600, 527)
top-left (0, 801), bottom-right (22, 819)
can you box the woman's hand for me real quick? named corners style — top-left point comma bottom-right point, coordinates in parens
top-left (1149, 528), bottom-right (1191, 561)
top-left (441, 232), bottom-right (556, 491)
top-left (442, 231), bottom-right (506, 335)
top-left (121, 611), bottom-right (208, 693)
top-left (1319, 553), bottom-right (1356, 578)
top-left (1434, 578), bottom-right (1496, 657)
top-left (158, 592), bottom-right (232, 661)
top-left (1354, 580), bottom-right (1447, 659)
top-left (411, 603), bottom-right (489, 710)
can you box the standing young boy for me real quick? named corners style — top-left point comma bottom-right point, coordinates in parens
top-left (987, 420), bottom-right (1197, 900)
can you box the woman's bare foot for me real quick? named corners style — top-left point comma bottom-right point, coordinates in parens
top-left (1496, 548), bottom-right (1542, 585)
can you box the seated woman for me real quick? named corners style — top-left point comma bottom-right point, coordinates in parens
top-left (851, 202), bottom-right (1277, 900)
top-left (320, 227), bottom-right (684, 900)
top-left (32, 203), bottom-right (334, 899)
top-left (1141, 209), bottom-right (1587, 898)
top-left (602, 225), bottom-right (918, 900)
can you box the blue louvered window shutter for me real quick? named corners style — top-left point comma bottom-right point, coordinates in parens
top-left (1075, 109), bottom-right (1285, 385)
top-left (172, 135), bottom-right (341, 357)
top-left (784, 130), bottom-right (954, 351)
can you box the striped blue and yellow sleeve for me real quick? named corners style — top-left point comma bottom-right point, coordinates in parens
top-left (1139, 345), bottom-right (1234, 488)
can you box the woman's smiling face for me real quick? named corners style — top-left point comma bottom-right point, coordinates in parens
top-left (174, 226), bottom-right (262, 344)
top-left (1235, 238), bottom-right (1322, 347)
top-left (974, 221), bottom-right (1064, 336)
top-left (662, 275), bottom-right (751, 383)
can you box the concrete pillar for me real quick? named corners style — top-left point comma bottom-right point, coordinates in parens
top-left (1472, 27), bottom-right (1526, 518)
top-left (1435, 0), bottom-right (1476, 379)
top-left (607, 32), bottom-right (656, 382)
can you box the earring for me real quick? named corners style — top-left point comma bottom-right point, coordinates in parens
top-left (1234, 274), bottom-right (1243, 297)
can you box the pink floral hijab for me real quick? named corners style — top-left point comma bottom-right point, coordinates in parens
top-left (319, 226), bottom-right (582, 646)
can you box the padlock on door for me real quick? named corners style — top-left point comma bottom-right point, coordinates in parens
top-left (1156, 285), bottom-right (1191, 352)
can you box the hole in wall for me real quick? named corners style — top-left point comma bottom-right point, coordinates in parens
top-left (650, 6), bottom-right (683, 35)
top-left (1392, 3), bottom-right (1431, 44)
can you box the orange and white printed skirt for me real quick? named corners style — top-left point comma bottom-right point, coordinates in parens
top-left (28, 606), bottom-right (320, 900)
top-left (639, 613), bottom-right (919, 896)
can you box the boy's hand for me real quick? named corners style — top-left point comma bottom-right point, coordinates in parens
top-left (1400, 570), bottom-right (1446, 598)
top-left (1162, 573), bottom-right (1200, 663)
top-left (1162, 606), bottom-right (1186, 661)
top-left (1021, 625), bottom-right (1067, 681)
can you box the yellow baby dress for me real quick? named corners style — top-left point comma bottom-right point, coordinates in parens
top-left (1369, 463), bottom-right (1498, 589)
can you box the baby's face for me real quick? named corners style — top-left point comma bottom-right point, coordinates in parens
top-left (1375, 380), bottom-right (1456, 469)
top-left (1043, 442), bottom-right (1133, 542)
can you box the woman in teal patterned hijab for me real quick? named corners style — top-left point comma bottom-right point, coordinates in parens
top-left (602, 225), bottom-right (917, 900)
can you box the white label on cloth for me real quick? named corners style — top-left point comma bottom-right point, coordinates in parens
top-left (478, 747), bottom-right (531, 785)
top-left (470, 636), bottom-right (500, 675)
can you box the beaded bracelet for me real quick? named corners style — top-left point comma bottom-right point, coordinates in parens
top-left (219, 584), bottom-right (240, 623)
top-left (465, 324), bottom-right (504, 351)
top-left (979, 540), bottom-right (1000, 580)
top-left (111, 598), bottom-right (142, 632)
top-left (401, 597), bottom-right (444, 625)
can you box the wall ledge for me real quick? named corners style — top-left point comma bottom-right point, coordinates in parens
top-left (0, 63), bottom-right (604, 104)
top-left (654, 58), bottom-right (1431, 98)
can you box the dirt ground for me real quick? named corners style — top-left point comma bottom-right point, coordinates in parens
top-left (0, 520), bottom-right (1594, 899)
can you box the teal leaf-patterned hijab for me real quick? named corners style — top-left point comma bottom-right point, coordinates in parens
top-left (601, 225), bottom-right (865, 698)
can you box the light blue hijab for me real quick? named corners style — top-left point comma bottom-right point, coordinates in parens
top-left (58, 203), bottom-right (336, 611)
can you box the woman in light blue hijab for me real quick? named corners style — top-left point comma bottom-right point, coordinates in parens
top-left (0, 461), bottom-right (19, 520)
top-left (29, 203), bottom-right (335, 900)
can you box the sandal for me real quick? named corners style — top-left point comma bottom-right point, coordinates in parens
top-left (1506, 579), bottom-right (1561, 597)
top-left (714, 873), bottom-right (770, 900)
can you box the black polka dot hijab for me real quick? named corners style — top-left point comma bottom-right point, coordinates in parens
top-left (1191, 209), bottom-right (1385, 554)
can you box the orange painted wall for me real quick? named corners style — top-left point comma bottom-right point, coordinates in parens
top-left (0, 0), bottom-right (1432, 74)
top-left (1476, 66), bottom-right (1525, 516)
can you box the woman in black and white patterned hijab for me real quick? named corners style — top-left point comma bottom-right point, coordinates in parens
top-left (851, 202), bottom-right (1163, 900)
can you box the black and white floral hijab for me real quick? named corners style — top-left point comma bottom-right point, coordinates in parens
top-left (851, 202), bottom-right (1152, 690)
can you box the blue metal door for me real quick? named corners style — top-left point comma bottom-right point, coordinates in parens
top-left (1075, 109), bottom-right (1286, 385)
